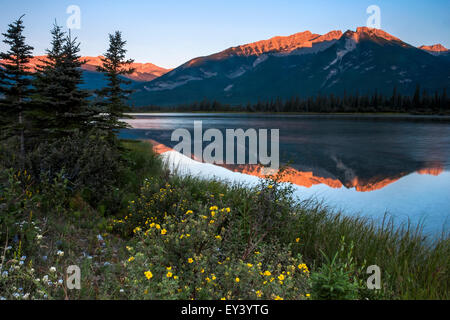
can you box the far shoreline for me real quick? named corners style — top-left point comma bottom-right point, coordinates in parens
top-left (125, 112), bottom-right (450, 122)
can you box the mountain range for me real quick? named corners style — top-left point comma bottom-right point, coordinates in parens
top-left (2, 27), bottom-right (449, 107)
top-left (129, 27), bottom-right (450, 106)
top-left (0, 55), bottom-right (172, 90)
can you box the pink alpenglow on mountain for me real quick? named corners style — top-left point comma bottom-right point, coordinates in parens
top-left (230, 30), bottom-right (343, 56)
top-left (82, 56), bottom-right (171, 82)
top-left (1, 56), bottom-right (171, 82)
top-left (419, 44), bottom-right (449, 55)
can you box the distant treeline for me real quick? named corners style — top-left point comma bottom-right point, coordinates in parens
top-left (135, 86), bottom-right (450, 114)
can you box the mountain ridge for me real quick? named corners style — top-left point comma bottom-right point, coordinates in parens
top-left (0, 55), bottom-right (171, 82)
top-left (130, 27), bottom-right (450, 106)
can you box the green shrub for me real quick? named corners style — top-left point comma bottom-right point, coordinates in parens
top-left (120, 205), bottom-right (311, 300)
top-left (310, 239), bottom-right (361, 300)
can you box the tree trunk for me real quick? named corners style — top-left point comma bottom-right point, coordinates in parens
top-left (19, 108), bottom-right (25, 168)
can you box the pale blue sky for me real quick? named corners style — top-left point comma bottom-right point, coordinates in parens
top-left (0, 0), bottom-right (449, 69)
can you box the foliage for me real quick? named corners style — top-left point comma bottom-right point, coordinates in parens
top-left (138, 87), bottom-right (450, 114)
top-left (0, 15), bottom-right (34, 160)
top-left (115, 182), bottom-right (311, 300)
top-left (95, 31), bottom-right (135, 139)
top-left (31, 23), bottom-right (95, 140)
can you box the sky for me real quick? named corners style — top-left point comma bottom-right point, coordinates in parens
top-left (0, 0), bottom-right (449, 69)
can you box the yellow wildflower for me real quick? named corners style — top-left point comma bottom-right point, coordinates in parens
top-left (144, 271), bottom-right (153, 280)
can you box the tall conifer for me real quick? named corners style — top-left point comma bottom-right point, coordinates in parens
top-left (0, 15), bottom-right (34, 161)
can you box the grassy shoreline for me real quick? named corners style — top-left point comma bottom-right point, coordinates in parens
top-left (1, 140), bottom-right (448, 300)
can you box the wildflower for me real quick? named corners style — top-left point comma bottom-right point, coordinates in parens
top-left (306, 294), bottom-right (311, 298)
top-left (296, 238), bottom-right (300, 243)
top-left (256, 290), bottom-right (263, 298)
top-left (210, 206), bottom-right (218, 211)
top-left (49, 267), bottom-right (56, 273)
top-left (298, 263), bottom-right (309, 273)
top-left (167, 272), bottom-right (173, 278)
top-left (263, 271), bottom-right (271, 276)
top-left (128, 257), bottom-right (135, 262)
top-left (268, 185), bottom-right (273, 189)
top-left (161, 229), bottom-right (167, 235)
top-left (274, 295), bottom-right (283, 300)
top-left (235, 278), bottom-right (240, 283)
top-left (221, 297), bottom-right (226, 300)
top-left (247, 263), bottom-right (253, 268)
top-left (174, 275), bottom-right (179, 280)
top-left (56, 250), bottom-right (64, 257)
top-left (278, 274), bottom-right (285, 281)
top-left (186, 210), bottom-right (193, 215)
top-left (225, 208), bottom-right (231, 213)
top-left (215, 235), bottom-right (222, 240)
top-left (188, 258), bottom-right (194, 264)
top-left (144, 271), bottom-right (153, 280)
top-left (209, 220), bottom-right (215, 224)
top-left (1, 271), bottom-right (8, 278)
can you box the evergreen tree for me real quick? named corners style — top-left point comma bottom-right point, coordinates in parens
top-left (96, 31), bottom-right (135, 139)
top-left (56, 31), bottom-right (93, 136)
top-left (31, 22), bottom-right (67, 139)
top-left (413, 84), bottom-right (421, 109)
top-left (0, 15), bottom-right (34, 161)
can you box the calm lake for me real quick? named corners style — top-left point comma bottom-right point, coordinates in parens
top-left (120, 113), bottom-right (450, 236)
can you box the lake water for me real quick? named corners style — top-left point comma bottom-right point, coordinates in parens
top-left (120, 113), bottom-right (450, 236)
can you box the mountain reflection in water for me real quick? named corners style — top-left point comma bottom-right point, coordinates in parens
top-left (121, 114), bottom-right (450, 235)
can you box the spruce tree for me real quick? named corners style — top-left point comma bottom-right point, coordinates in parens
top-left (96, 31), bottom-right (135, 139)
top-left (58, 31), bottom-right (93, 136)
top-left (0, 15), bottom-right (34, 161)
top-left (31, 22), bottom-right (67, 140)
